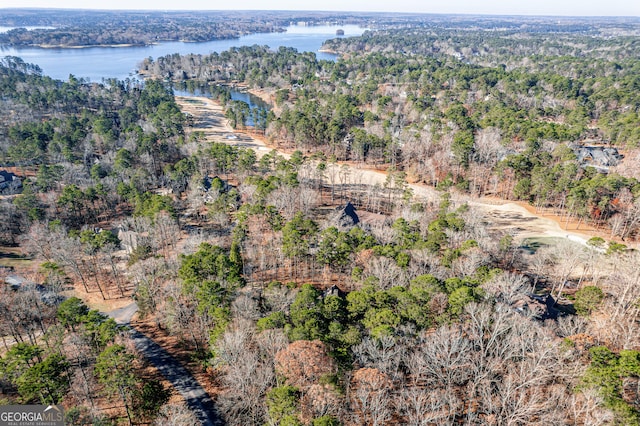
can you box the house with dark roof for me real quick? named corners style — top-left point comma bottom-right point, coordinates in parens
top-left (323, 285), bottom-right (346, 299)
top-left (571, 145), bottom-right (623, 172)
top-left (0, 170), bottom-right (22, 195)
top-left (330, 202), bottom-right (360, 229)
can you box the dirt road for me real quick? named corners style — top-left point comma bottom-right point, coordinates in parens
top-left (176, 96), bottom-right (620, 248)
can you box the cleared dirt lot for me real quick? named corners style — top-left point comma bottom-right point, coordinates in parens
top-left (176, 96), bottom-right (631, 249)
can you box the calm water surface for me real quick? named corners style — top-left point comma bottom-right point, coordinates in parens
top-left (0, 26), bottom-right (55, 32)
top-left (0, 25), bottom-right (366, 82)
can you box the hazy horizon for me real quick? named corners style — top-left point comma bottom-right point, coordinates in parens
top-left (1, 1), bottom-right (639, 18)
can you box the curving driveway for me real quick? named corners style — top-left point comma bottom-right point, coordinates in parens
top-left (107, 303), bottom-right (222, 426)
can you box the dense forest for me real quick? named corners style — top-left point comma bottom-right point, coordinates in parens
top-left (1, 13), bottom-right (640, 426)
top-left (143, 19), bottom-right (640, 240)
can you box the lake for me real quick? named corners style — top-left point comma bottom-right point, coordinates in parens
top-left (0, 25), bottom-right (367, 82)
top-left (0, 26), bottom-right (55, 33)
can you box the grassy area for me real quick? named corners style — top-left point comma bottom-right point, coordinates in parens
top-left (180, 97), bottom-right (202, 104)
top-left (519, 236), bottom-right (566, 254)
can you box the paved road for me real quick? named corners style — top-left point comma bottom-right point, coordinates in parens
top-left (106, 302), bottom-right (139, 324)
top-left (107, 303), bottom-right (222, 426)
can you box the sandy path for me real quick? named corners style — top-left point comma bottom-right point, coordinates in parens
top-left (177, 96), bottom-right (625, 248)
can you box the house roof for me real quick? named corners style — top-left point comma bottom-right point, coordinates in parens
top-left (5, 274), bottom-right (30, 289)
top-left (0, 170), bottom-right (22, 190)
top-left (573, 146), bottom-right (622, 168)
top-left (332, 201), bottom-right (359, 228)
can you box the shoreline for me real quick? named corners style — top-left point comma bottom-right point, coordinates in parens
top-left (317, 47), bottom-right (338, 54)
top-left (20, 43), bottom-right (147, 49)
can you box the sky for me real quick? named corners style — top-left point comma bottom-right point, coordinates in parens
top-left (1, 0), bottom-right (639, 17)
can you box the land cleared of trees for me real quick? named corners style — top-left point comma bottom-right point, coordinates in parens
top-left (176, 95), bottom-right (619, 249)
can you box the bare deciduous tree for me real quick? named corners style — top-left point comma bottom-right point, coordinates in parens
top-left (354, 336), bottom-right (406, 381)
top-left (215, 322), bottom-right (282, 426)
top-left (409, 326), bottom-right (471, 388)
top-left (482, 272), bottom-right (533, 305)
top-left (397, 387), bottom-right (459, 426)
top-left (349, 368), bottom-right (393, 426)
top-left (154, 403), bottom-right (199, 426)
top-left (363, 256), bottom-right (407, 289)
top-left (569, 388), bottom-right (614, 426)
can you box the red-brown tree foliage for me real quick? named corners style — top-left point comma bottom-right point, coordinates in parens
top-left (274, 340), bottom-right (336, 388)
top-left (350, 367), bottom-right (393, 393)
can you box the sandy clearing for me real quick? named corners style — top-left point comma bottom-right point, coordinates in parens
top-left (177, 96), bottom-right (277, 156)
top-left (471, 201), bottom-right (591, 244)
top-left (176, 96), bottom-right (632, 249)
